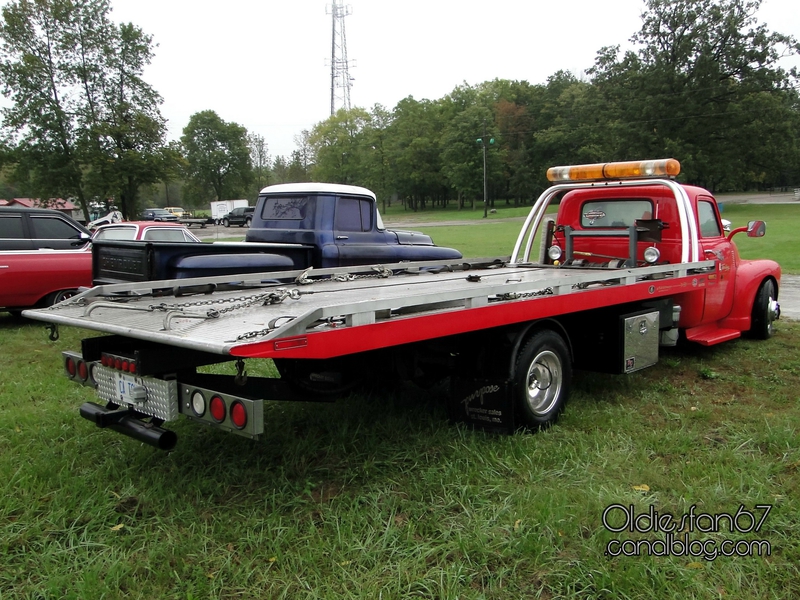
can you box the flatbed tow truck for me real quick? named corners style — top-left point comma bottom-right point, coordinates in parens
top-left (24, 159), bottom-right (781, 450)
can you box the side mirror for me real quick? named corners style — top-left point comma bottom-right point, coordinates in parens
top-left (747, 220), bottom-right (766, 238)
top-left (727, 220), bottom-right (767, 240)
top-left (721, 219), bottom-right (731, 233)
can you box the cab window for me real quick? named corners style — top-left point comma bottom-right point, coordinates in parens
top-left (335, 197), bottom-right (372, 232)
top-left (580, 200), bottom-right (653, 228)
top-left (698, 200), bottom-right (722, 237)
top-left (143, 228), bottom-right (191, 242)
top-left (261, 197), bottom-right (311, 221)
top-left (93, 227), bottom-right (136, 241)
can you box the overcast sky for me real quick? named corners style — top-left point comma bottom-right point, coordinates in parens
top-left (109, 0), bottom-right (800, 159)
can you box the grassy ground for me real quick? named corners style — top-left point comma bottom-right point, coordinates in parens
top-left (1, 319), bottom-right (799, 598)
top-left (1, 197), bottom-right (798, 598)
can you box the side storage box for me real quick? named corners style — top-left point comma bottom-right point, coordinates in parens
top-left (621, 310), bottom-right (659, 373)
top-left (567, 307), bottom-right (660, 375)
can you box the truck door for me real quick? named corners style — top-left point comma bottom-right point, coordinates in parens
top-left (334, 197), bottom-right (395, 266)
top-left (696, 196), bottom-right (735, 322)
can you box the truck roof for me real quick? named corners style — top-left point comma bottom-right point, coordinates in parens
top-left (259, 182), bottom-right (376, 200)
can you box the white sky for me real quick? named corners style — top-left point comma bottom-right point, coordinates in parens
top-left (107, 0), bottom-right (800, 159)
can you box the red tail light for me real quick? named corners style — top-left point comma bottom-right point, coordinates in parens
top-left (65, 356), bottom-right (76, 378)
top-left (77, 360), bottom-right (89, 382)
top-left (230, 401), bottom-right (247, 429)
top-left (210, 395), bottom-right (226, 422)
top-left (100, 353), bottom-right (137, 374)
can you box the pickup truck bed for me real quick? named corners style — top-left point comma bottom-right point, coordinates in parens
top-left (29, 258), bottom-right (714, 358)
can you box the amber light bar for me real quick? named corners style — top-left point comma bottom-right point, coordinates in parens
top-left (547, 158), bottom-right (681, 183)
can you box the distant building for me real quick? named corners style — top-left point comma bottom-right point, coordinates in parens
top-left (0, 198), bottom-right (82, 222)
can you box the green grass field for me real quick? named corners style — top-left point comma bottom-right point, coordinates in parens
top-left (1, 315), bottom-right (798, 598)
top-left (1, 199), bottom-right (799, 598)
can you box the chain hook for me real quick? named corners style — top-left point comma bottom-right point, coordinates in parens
top-left (234, 359), bottom-right (248, 386)
top-left (45, 323), bottom-right (59, 341)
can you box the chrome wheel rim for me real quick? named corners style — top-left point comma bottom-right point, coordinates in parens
top-left (525, 350), bottom-right (562, 416)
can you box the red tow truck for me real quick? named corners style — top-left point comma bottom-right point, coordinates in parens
top-left (23, 159), bottom-right (781, 449)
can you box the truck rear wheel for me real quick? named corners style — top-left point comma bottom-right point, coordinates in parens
top-left (749, 279), bottom-right (779, 340)
top-left (514, 330), bottom-right (571, 429)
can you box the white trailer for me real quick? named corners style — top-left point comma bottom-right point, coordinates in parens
top-left (210, 200), bottom-right (249, 225)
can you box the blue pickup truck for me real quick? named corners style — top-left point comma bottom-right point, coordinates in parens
top-left (93, 183), bottom-right (462, 283)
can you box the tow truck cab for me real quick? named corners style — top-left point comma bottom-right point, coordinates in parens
top-left (526, 160), bottom-right (781, 344)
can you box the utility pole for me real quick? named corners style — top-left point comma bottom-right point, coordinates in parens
top-left (327, 1), bottom-right (355, 115)
top-left (476, 119), bottom-right (494, 218)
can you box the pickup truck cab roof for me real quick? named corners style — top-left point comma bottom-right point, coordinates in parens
top-left (92, 222), bottom-right (201, 242)
top-left (259, 182), bottom-right (376, 199)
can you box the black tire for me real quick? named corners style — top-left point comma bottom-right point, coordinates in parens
top-left (749, 279), bottom-right (779, 340)
top-left (514, 329), bottom-right (571, 429)
top-left (245, 217), bottom-right (252, 228)
top-left (45, 289), bottom-right (78, 307)
top-left (223, 218), bottom-right (230, 228)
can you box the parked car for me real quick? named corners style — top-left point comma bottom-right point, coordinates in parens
top-left (93, 222), bottom-right (201, 243)
top-left (0, 206), bottom-right (92, 313)
top-left (222, 206), bottom-right (254, 228)
top-left (140, 208), bottom-right (178, 222)
top-left (163, 206), bottom-right (187, 218)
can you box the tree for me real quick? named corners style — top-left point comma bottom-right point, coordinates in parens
top-left (0, 0), bottom-right (171, 219)
top-left (588, 0), bottom-right (800, 190)
top-left (181, 110), bottom-right (253, 202)
top-left (386, 97), bottom-right (449, 210)
top-left (271, 155), bottom-right (291, 184)
top-left (249, 133), bottom-right (270, 191)
top-left (308, 108), bottom-right (371, 184)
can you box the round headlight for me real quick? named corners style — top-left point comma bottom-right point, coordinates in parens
top-left (548, 245), bottom-right (563, 261)
top-left (644, 247), bottom-right (661, 264)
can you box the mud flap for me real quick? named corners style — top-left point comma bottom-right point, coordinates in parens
top-left (448, 377), bottom-right (515, 433)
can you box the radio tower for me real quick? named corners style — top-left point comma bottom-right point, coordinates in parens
top-left (327, 1), bottom-right (354, 115)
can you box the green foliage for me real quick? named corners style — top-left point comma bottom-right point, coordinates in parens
top-left (181, 110), bottom-right (253, 203)
top-left (248, 132), bottom-right (270, 191)
top-left (588, 0), bottom-right (800, 191)
top-left (0, 0), bottom-right (173, 218)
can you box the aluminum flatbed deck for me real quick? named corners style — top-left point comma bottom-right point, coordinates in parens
top-left (23, 258), bottom-right (715, 359)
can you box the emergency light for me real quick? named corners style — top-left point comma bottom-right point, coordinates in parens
top-left (547, 159), bottom-right (681, 183)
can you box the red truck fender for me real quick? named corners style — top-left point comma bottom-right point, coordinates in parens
top-left (719, 260), bottom-right (781, 332)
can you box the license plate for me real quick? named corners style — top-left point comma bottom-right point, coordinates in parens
top-left (112, 371), bottom-right (143, 404)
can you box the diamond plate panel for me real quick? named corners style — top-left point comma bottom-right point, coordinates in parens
top-left (94, 365), bottom-right (180, 421)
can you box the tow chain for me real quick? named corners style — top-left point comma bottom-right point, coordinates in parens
top-left (148, 288), bottom-right (302, 316)
top-left (235, 315), bottom-right (298, 341)
top-left (499, 287), bottom-right (554, 301)
top-left (295, 265), bottom-right (393, 286)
